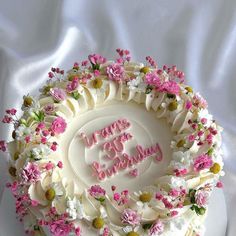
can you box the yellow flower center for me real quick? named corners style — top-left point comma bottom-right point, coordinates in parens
top-left (127, 232), bottom-right (140, 236)
top-left (139, 192), bottom-right (152, 202)
top-left (45, 188), bottom-right (56, 201)
top-left (23, 96), bottom-right (33, 107)
top-left (210, 163), bottom-right (221, 174)
top-left (185, 86), bottom-right (193, 93)
top-left (13, 151), bottom-right (20, 161)
top-left (168, 101), bottom-right (178, 111)
top-left (92, 78), bottom-right (103, 89)
top-left (9, 166), bottom-right (17, 177)
top-left (140, 66), bottom-right (150, 74)
top-left (92, 217), bottom-right (104, 229)
top-left (176, 139), bottom-right (185, 148)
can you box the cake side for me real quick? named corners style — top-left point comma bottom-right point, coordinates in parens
top-left (0, 49), bottom-right (224, 236)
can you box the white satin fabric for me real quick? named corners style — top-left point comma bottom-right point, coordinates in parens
top-left (0, 0), bottom-right (235, 235)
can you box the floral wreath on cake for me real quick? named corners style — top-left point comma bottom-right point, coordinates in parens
top-left (0, 49), bottom-right (224, 236)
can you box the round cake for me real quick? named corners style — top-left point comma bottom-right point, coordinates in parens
top-left (0, 49), bottom-right (224, 236)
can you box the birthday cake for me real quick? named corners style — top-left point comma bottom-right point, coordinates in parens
top-left (0, 49), bottom-right (224, 236)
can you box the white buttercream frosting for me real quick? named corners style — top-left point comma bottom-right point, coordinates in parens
top-left (3, 55), bottom-right (224, 236)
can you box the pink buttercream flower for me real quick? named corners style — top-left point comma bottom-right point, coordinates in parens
top-left (193, 154), bottom-right (213, 172)
top-left (195, 189), bottom-right (209, 207)
top-left (50, 88), bottom-right (66, 102)
top-left (216, 181), bottom-right (223, 188)
top-left (102, 227), bottom-right (110, 236)
top-left (21, 162), bottom-right (41, 184)
top-left (88, 54), bottom-right (106, 65)
top-left (162, 80), bottom-right (180, 95)
top-left (185, 100), bottom-right (192, 110)
top-left (129, 168), bottom-right (139, 177)
top-left (193, 93), bottom-right (208, 109)
top-left (145, 72), bottom-right (162, 87)
top-left (6, 108), bottom-right (17, 115)
top-left (57, 161), bottom-right (63, 169)
top-left (146, 56), bottom-right (157, 68)
top-left (51, 117), bottom-right (67, 134)
top-left (121, 208), bottom-right (140, 226)
top-left (113, 192), bottom-right (121, 201)
top-left (66, 77), bottom-right (79, 93)
top-left (49, 219), bottom-right (72, 236)
top-left (188, 134), bottom-right (195, 142)
top-left (44, 162), bottom-right (54, 171)
top-left (0, 140), bottom-right (7, 152)
top-left (88, 185), bottom-right (106, 199)
top-left (2, 115), bottom-right (13, 123)
top-left (75, 227), bottom-right (82, 236)
top-left (106, 63), bottom-right (124, 82)
top-left (44, 104), bottom-right (56, 115)
top-left (149, 220), bottom-right (164, 236)
top-left (170, 210), bottom-right (178, 217)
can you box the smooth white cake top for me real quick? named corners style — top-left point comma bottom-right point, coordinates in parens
top-left (0, 49), bottom-right (224, 236)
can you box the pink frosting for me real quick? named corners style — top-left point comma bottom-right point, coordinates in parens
top-left (80, 119), bottom-right (131, 148)
top-left (91, 143), bottom-right (163, 181)
top-left (51, 117), bottom-right (67, 134)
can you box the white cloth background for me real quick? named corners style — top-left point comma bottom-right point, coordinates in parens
top-left (0, 0), bottom-right (235, 235)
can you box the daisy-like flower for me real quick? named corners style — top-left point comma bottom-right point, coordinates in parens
top-left (122, 225), bottom-right (140, 235)
top-left (21, 95), bottom-right (40, 114)
top-left (91, 206), bottom-right (111, 235)
top-left (45, 182), bottom-right (65, 210)
top-left (133, 190), bottom-right (156, 209)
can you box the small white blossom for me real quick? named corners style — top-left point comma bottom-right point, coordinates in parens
top-left (29, 144), bottom-right (51, 160)
top-left (198, 109), bottom-right (213, 127)
top-left (170, 151), bottom-right (193, 171)
top-left (127, 75), bottom-right (146, 92)
top-left (15, 125), bottom-right (32, 140)
top-left (66, 197), bottom-right (85, 220)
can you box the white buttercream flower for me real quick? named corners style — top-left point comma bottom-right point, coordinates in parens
top-left (15, 125), bottom-right (32, 140)
top-left (127, 75), bottom-right (146, 92)
top-left (29, 144), bottom-right (51, 160)
top-left (169, 176), bottom-right (187, 190)
top-left (198, 109), bottom-right (213, 127)
top-left (66, 197), bottom-right (85, 220)
top-left (170, 151), bottom-right (193, 171)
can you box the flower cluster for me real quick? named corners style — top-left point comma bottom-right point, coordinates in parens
top-left (121, 208), bottom-right (140, 226)
top-left (48, 67), bottom-right (64, 79)
top-left (116, 48), bottom-right (131, 63)
top-left (111, 186), bottom-right (129, 206)
top-left (149, 220), bottom-right (164, 236)
top-left (145, 72), bottom-right (180, 95)
top-left (88, 185), bottom-right (106, 202)
top-left (189, 184), bottom-right (212, 215)
top-left (106, 63), bottom-right (124, 82)
top-left (38, 207), bottom-right (81, 236)
top-left (21, 162), bottom-right (41, 184)
top-left (193, 154), bottom-right (213, 172)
